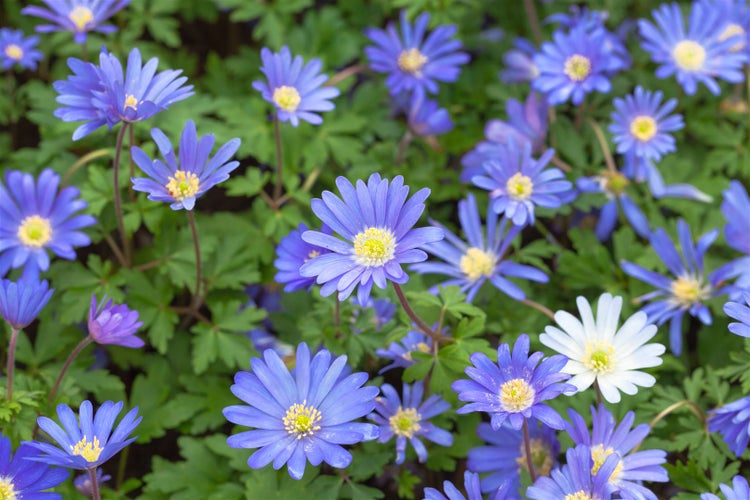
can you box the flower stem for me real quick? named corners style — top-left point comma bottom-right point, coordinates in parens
top-left (48, 336), bottom-right (93, 403)
top-left (273, 115), bottom-right (284, 203)
top-left (186, 210), bottom-right (203, 310)
top-left (334, 297), bottom-right (341, 337)
top-left (593, 379), bottom-right (603, 405)
top-left (326, 63), bottom-right (366, 87)
top-left (520, 298), bottom-right (555, 321)
top-left (5, 327), bottom-right (19, 401)
top-left (587, 119), bottom-right (617, 173)
top-left (128, 123), bottom-right (136, 202)
top-left (632, 399), bottom-right (705, 453)
top-left (522, 0), bottom-right (543, 45)
top-left (391, 282), bottom-right (436, 341)
top-left (395, 130), bottom-right (413, 166)
top-left (523, 419), bottom-right (538, 483)
top-left (113, 123), bottom-right (132, 266)
top-left (89, 467), bottom-right (101, 500)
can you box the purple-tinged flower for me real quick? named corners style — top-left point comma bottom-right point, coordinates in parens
top-left (0, 168), bottom-right (95, 279)
top-left (0, 436), bottom-right (69, 499)
top-left (471, 139), bottom-right (572, 227)
top-left (621, 219), bottom-right (726, 355)
top-left (274, 223), bottom-right (332, 293)
top-left (411, 193), bottom-right (548, 302)
top-left (725, 292), bottom-right (750, 338)
top-left (700, 0), bottom-right (750, 57)
top-left (299, 174), bottom-right (444, 304)
top-left (22, 0), bottom-right (130, 44)
top-left (247, 330), bottom-right (295, 359)
top-left (88, 295), bottom-right (144, 348)
top-left (424, 470), bottom-right (485, 500)
top-left (131, 120), bottom-right (241, 210)
top-left (364, 10), bottom-right (469, 97)
top-left (452, 334), bottom-right (575, 431)
top-left (621, 153), bottom-right (712, 204)
top-left (526, 444), bottom-right (618, 500)
top-left (468, 421), bottom-right (560, 497)
top-left (0, 278), bottom-right (53, 330)
top-left (708, 395), bottom-right (750, 457)
top-left (701, 475), bottom-right (750, 500)
top-left (406, 93), bottom-right (453, 137)
top-left (566, 404), bottom-right (669, 499)
top-left (74, 468), bottom-right (111, 497)
top-left (253, 46), bottom-right (339, 127)
top-left (370, 381), bottom-right (452, 464)
top-left (609, 86), bottom-right (684, 162)
top-left (28, 400), bottom-right (142, 470)
top-left (501, 37), bottom-right (538, 84)
top-left (723, 180), bottom-right (750, 255)
top-left (223, 342), bottom-right (379, 480)
top-left (350, 296), bottom-right (396, 334)
top-left (0, 28), bottom-right (42, 70)
top-left (638, 2), bottom-right (747, 95)
top-left (375, 329), bottom-right (433, 373)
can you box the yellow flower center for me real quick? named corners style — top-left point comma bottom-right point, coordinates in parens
top-left (591, 444), bottom-right (624, 483)
top-left (565, 492), bottom-right (593, 500)
top-left (69, 6), bottom-right (95, 32)
top-left (4, 44), bottom-right (23, 61)
top-left (123, 94), bottom-right (139, 111)
top-left (0, 478), bottom-right (17, 500)
top-left (630, 116), bottom-right (658, 142)
top-left (166, 170), bottom-right (200, 201)
top-left (398, 48), bottom-right (428, 75)
top-left (283, 401), bottom-right (322, 439)
top-left (506, 172), bottom-right (534, 201)
top-left (389, 407), bottom-right (422, 438)
top-left (499, 378), bottom-right (535, 413)
top-left (459, 247), bottom-right (495, 282)
top-left (670, 275), bottom-right (709, 307)
top-left (672, 40), bottom-right (706, 71)
top-left (17, 215), bottom-right (52, 248)
top-left (516, 438), bottom-right (554, 477)
top-left (583, 340), bottom-right (616, 374)
top-left (305, 250), bottom-right (320, 262)
top-left (563, 54), bottom-right (591, 82)
top-left (353, 227), bottom-right (396, 267)
top-left (272, 85), bottom-right (301, 112)
top-left (71, 436), bottom-right (103, 462)
top-left (719, 23), bottom-right (746, 52)
top-left (602, 171), bottom-right (629, 196)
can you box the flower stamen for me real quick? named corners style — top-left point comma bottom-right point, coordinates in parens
top-left (17, 215), bottom-right (52, 248)
top-left (583, 341), bottom-right (616, 374)
top-left (590, 444), bottom-right (624, 483)
top-left (123, 94), bottom-right (139, 111)
top-left (68, 6), bottom-right (95, 32)
top-left (672, 40), bottom-right (706, 71)
top-left (563, 54), bottom-right (591, 82)
top-left (460, 247), bottom-right (495, 281)
top-left (630, 116), bottom-right (657, 142)
top-left (273, 86), bottom-right (301, 112)
top-left (389, 407), bottom-right (421, 438)
top-left (353, 227), bottom-right (396, 267)
top-left (166, 170), bottom-right (200, 201)
top-left (0, 478), bottom-right (17, 500)
top-left (670, 275), bottom-right (710, 307)
top-left (71, 436), bottom-right (103, 462)
top-left (4, 44), bottom-right (23, 61)
top-left (398, 48), bottom-right (428, 75)
top-left (506, 172), bottom-right (534, 201)
top-left (283, 401), bottom-right (322, 440)
top-left (516, 438), bottom-right (554, 477)
top-left (499, 378), bottom-right (535, 413)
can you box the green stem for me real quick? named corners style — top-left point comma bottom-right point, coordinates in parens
top-left (523, 419), bottom-right (538, 483)
top-left (113, 123), bottom-right (131, 266)
top-left (48, 336), bottom-right (93, 403)
top-left (5, 327), bottom-right (19, 401)
top-left (587, 119), bottom-right (617, 173)
top-left (187, 210), bottom-right (203, 309)
top-left (273, 115), bottom-right (284, 203)
top-left (520, 298), bottom-right (555, 321)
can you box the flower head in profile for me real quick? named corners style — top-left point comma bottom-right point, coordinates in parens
top-left (364, 10), bottom-right (469, 97)
top-left (725, 292), bottom-right (750, 338)
top-left (74, 468), bottom-right (111, 497)
top-left (131, 120), bottom-right (241, 210)
top-left (424, 470), bottom-right (485, 500)
top-left (223, 342), bottom-right (379, 480)
top-left (719, 180), bottom-right (750, 298)
top-left (701, 475), bottom-right (750, 500)
top-left (0, 436), bottom-right (69, 499)
top-left (299, 174), bottom-right (444, 304)
top-left (88, 295), bottom-right (144, 348)
top-left (405, 93), bottom-right (453, 137)
top-left (274, 223), bottom-right (332, 293)
top-left (253, 46), bottom-right (340, 127)
top-left (0, 168), bottom-right (95, 279)
top-left (526, 444), bottom-right (618, 500)
top-left (0, 278), bottom-right (54, 330)
top-left (27, 400), bottom-right (142, 470)
top-left (0, 28), bottom-right (43, 70)
top-left (707, 395), bottom-right (750, 457)
top-left (22, 0), bottom-right (130, 43)
top-left (452, 334), bottom-right (575, 431)
top-left (501, 37), bottom-right (539, 84)
top-left (375, 329), bottom-right (433, 373)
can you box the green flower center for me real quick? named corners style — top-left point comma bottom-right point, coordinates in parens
top-left (459, 247), bottom-right (495, 282)
top-left (563, 54), bottom-right (591, 82)
top-left (71, 436), bottom-right (103, 462)
top-left (630, 116), bottom-right (657, 142)
top-left (591, 444), bottom-right (624, 483)
top-left (673, 40), bottom-right (706, 71)
top-left (670, 275), bottom-right (709, 307)
top-left (389, 406), bottom-right (421, 438)
top-left (516, 438), bottom-right (554, 477)
top-left (4, 44), bottom-right (23, 61)
top-left (283, 401), bottom-right (322, 439)
top-left (272, 85), bottom-right (301, 112)
top-left (166, 170), bottom-right (200, 201)
top-left (602, 171), bottom-right (629, 195)
top-left (499, 378), bottom-right (535, 413)
top-left (69, 6), bottom-right (94, 32)
top-left (583, 340), bottom-right (616, 373)
top-left (506, 172), bottom-right (534, 201)
top-left (398, 48), bottom-right (428, 75)
top-left (17, 215), bottom-right (52, 248)
top-left (353, 227), bottom-right (396, 267)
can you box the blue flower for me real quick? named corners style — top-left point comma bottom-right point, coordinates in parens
top-left (299, 174), bottom-right (444, 303)
top-left (0, 436), bottom-right (69, 499)
top-left (621, 153), bottom-right (712, 204)
top-left (725, 293), bottom-right (750, 338)
top-left (0, 28), bottom-right (42, 70)
top-left (74, 468), bottom-right (111, 497)
top-left (0, 278), bottom-right (54, 330)
top-left (224, 342), bottom-right (379, 480)
top-left (701, 475), bottom-right (750, 500)
top-left (375, 329), bottom-right (433, 374)
top-left (501, 37), bottom-right (538, 84)
top-left (424, 470), bottom-right (485, 500)
top-left (370, 381), bottom-right (452, 464)
top-left (718, 180), bottom-right (750, 298)
top-left (526, 444), bottom-right (618, 500)
top-left (699, 0), bottom-right (750, 58)
top-left (364, 10), bottom-right (469, 97)
top-left (253, 46), bottom-right (340, 127)
top-left (274, 223), bottom-right (331, 293)
top-left (131, 120), bottom-right (241, 210)
top-left (708, 395), bottom-right (750, 457)
top-left (405, 93), bottom-right (453, 137)
top-left (0, 168), bottom-right (95, 279)
top-left (452, 334), bottom-right (574, 431)
top-left (22, 0), bottom-right (130, 44)
top-left (28, 400), bottom-right (142, 470)
top-left (88, 295), bottom-right (144, 348)
top-left (471, 139), bottom-right (572, 227)
top-left (576, 172), bottom-right (651, 241)
top-left (638, 2), bottom-right (746, 95)
top-left (411, 193), bottom-right (548, 302)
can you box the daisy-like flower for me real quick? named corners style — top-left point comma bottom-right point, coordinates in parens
top-left (274, 223), bottom-right (331, 293)
top-left (609, 86), bottom-right (684, 162)
top-left (424, 470), bottom-right (485, 500)
top-left (22, 0), bottom-right (130, 44)
top-left (707, 395), bottom-right (750, 456)
top-left (638, 2), bottom-right (746, 95)
top-left (131, 119), bottom-right (241, 210)
top-left (364, 10), bottom-right (469, 97)
top-left (526, 444), bottom-right (618, 500)
top-left (471, 139), bottom-right (572, 227)
top-left (370, 381), bottom-right (452, 464)
top-left (0, 28), bottom-right (43, 70)
top-left (467, 421), bottom-right (560, 497)
top-left (27, 400), bottom-right (142, 470)
top-left (566, 404), bottom-right (669, 500)
top-left (375, 329), bottom-right (433, 374)
top-left (88, 295), bottom-right (144, 348)
top-left (621, 219), bottom-right (726, 355)
top-left (501, 37), bottom-right (539, 84)
top-left (411, 193), bottom-right (548, 302)
top-left (0, 168), bottom-right (95, 279)
top-left (701, 0), bottom-right (750, 57)
top-left (223, 342), bottom-right (379, 480)
top-left (0, 436), bottom-right (69, 499)
top-left (0, 278), bottom-right (54, 330)
top-left (539, 293), bottom-right (665, 403)
top-left (253, 46), bottom-right (340, 127)
top-left (725, 292), bottom-right (750, 338)
top-left (701, 475), bottom-right (750, 500)
top-left (299, 173), bottom-right (444, 304)
top-left (452, 333), bottom-right (575, 431)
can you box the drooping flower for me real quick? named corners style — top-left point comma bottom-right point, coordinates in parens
top-left (411, 193), bottom-right (548, 302)
top-left (539, 293), bottom-right (665, 403)
top-left (620, 152), bottom-right (712, 203)
top-left (0, 168), bottom-right (95, 279)
top-left (452, 333), bottom-right (575, 431)
top-left (364, 10), bottom-right (469, 97)
top-left (22, 0), bottom-right (130, 44)
top-left (405, 93), bottom-right (453, 137)
top-left (253, 46), bottom-right (340, 127)
top-left (0, 28), bottom-right (43, 70)
top-left (375, 329), bottom-right (433, 374)
top-left (565, 404), bottom-right (669, 500)
top-left (0, 278), bottom-right (54, 330)
top-left (299, 174), bottom-right (444, 303)
top-left (88, 295), bottom-right (144, 348)
top-left (74, 468), bottom-right (111, 497)
top-left (501, 37), bottom-right (539, 84)
top-left (526, 444), bottom-right (618, 500)
top-left (718, 180), bottom-right (750, 298)
top-left (638, 2), bottom-right (746, 95)
top-left (0, 436), bottom-right (69, 499)
top-left (27, 400), bottom-right (142, 470)
top-left (701, 475), bottom-right (750, 500)
top-left (223, 342), bottom-right (379, 480)
top-left (370, 381), bottom-right (452, 464)
top-left (725, 292), bottom-right (750, 338)
top-left (707, 395), bottom-right (750, 457)
top-left (274, 223), bottom-right (332, 293)
top-left (424, 470), bottom-right (485, 500)
top-left (131, 119), bottom-right (241, 210)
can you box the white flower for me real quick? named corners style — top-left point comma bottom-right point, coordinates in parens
top-left (539, 293), bottom-right (665, 403)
